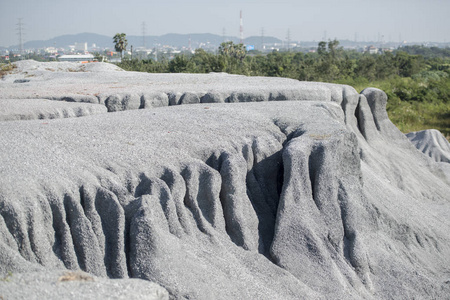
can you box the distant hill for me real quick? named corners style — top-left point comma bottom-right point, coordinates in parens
top-left (22, 33), bottom-right (114, 49)
top-left (15, 32), bottom-right (282, 50)
top-left (6, 33), bottom-right (449, 52)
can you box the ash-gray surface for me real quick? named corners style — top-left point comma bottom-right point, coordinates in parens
top-left (0, 61), bottom-right (449, 299)
top-left (0, 270), bottom-right (168, 300)
top-left (406, 129), bottom-right (450, 163)
top-left (0, 98), bottom-right (107, 121)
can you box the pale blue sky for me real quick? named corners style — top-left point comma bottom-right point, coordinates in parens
top-left (0, 0), bottom-right (449, 47)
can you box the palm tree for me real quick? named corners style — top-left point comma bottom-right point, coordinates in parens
top-left (113, 33), bottom-right (128, 59)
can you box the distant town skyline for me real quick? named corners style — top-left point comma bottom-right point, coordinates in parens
top-left (1, 0), bottom-right (449, 48)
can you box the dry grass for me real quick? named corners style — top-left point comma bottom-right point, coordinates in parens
top-left (58, 271), bottom-right (94, 282)
top-left (0, 63), bottom-right (16, 78)
top-left (0, 271), bottom-right (13, 282)
top-left (309, 133), bottom-right (332, 140)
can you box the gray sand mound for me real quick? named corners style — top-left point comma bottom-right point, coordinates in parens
top-left (0, 61), bottom-right (449, 299)
top-left (1, 60), bottom-right (353, 109)
top-left (406, 129), bottom-right (450, 163)
top-left (0, 98), bottom-right (107, 121)
top-left (12, 59), bottom-right (124, 73)
top-left (0, 270), bottom-right (168, 300)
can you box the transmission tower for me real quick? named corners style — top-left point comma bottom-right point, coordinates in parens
top-left (240, 10), bottom-right (244, 44)
top-left (260, 27), bottom-right (265, 51)
top-left (286, 29), bottom-right (291, 51)
top-left (142, 22), bottom-right (146, 48)
top-left (16, 18), bottom-right (25, 55)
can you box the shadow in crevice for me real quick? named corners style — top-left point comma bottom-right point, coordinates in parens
top-left (307, 144), bottom-right (326, 212)
top-left (133, 173), bottom-right (153, 198)
top-left (203, 145), bottom-right (285, 257)
top-left (354, 99), bottom-right (364, 136)
top-left (245, 149), bottom-right (284, 257)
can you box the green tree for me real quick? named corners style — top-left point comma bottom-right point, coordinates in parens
top-left (218, 41), bottom-right (247, 62)
top-left (168, 55), bottom-right (195, 73)
top-left (355, 54), bottom-right (377, 80)
top-left (315, 40), bottom-right (342, 81)
top-left (113, 33), bottom-right (128, 59)
top-left (394, 51), bottom-right (425, 77)
top-left (327, 39), bottom-right (340, 59)
top-left (317, 41), bottom-right (327, 57)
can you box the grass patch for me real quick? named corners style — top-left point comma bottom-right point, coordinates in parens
top-left (336, 78), bottom-right (450, 141)
top-left (0, 63), bottom-right (16, 77)
top-left (387, 100), bottom-right (450, 139)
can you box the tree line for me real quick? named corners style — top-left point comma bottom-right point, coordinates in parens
top-left (117, 41), bottom-right (449, 102)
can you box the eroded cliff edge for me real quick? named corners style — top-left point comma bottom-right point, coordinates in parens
top-left (0, 61), bottom-right (449, 299)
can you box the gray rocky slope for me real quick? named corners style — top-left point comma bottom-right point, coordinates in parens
top-left (0, 61), bottom-right (449, 299)
top-left (406, 129), bottom-right (450, 163)
top-left (406, 129), bottom-right (450, 179)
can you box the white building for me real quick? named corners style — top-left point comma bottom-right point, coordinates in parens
top-left (367, 46), bottom-right (379, 54)
top-left (75, 42), bottom-right (88, 52)
top-left (45, 47), bottom-right (58, 54)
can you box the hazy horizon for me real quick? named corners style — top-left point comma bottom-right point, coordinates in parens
top-left (1, 0), bottom-right (449, 48)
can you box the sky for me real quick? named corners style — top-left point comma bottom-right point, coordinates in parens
top-left (0, 0), bottom-right (449, 48)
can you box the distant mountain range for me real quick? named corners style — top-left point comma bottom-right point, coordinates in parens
top-left (5, 32), bottom-right (284, 50)
top-left (4, 32), bottom-right (447, 52)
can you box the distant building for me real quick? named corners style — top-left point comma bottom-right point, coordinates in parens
top-left (58, 54), bottom-right (95, 62)
top-left (367, 46), bottom-right (378, 54)
top-left (45, 47), bottom-right (58, 54)
top-left (75, 42), bottom-right (88, 52)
